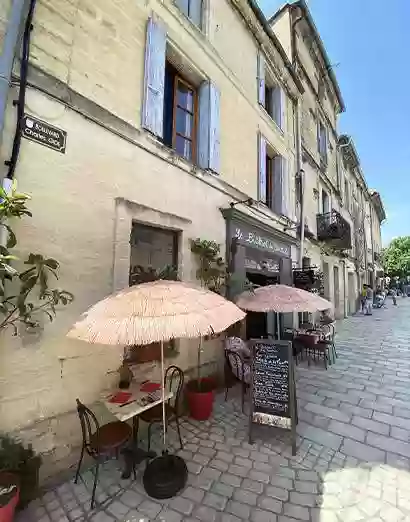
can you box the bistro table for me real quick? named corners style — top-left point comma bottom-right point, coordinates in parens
top-left (102, 382), bottom-right (173, 479)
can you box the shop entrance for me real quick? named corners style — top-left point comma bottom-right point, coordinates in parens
top-left (245, 270), bottom-right (281, 340)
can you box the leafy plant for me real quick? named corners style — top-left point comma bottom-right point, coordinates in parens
top-left (0, 435), bottom-right (40, 472)
top-left (382, 236), bottom-right (410, 278)
top-left (129, 264), bottom-right (178, 286)
top-left (0, 435), bottom-right (42, 508)
top-left (0, 182), bottom-right (73, 333)
top-left (190, 238), bottom-right (252, 391)
top-left (190, 239), bottom-right (225, 292)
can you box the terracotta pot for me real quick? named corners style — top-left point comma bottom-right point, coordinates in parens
top-left (186, 378), bottom-right (215, 421)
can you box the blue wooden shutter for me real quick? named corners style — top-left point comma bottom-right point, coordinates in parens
top-left (198, 81), bottom-right (220, 173)
top-left (142, 15), bottom-right (166, 137)
top-left (257, 51), bottom-right (265, 106)
top-left (258, 133), bottom-right (267, 203)
top-left (175, 0), bottom-right (189, 17)
top-left (209, 83), bottom-right (221, 173)
top-left (273, 155), bottom-right (285, 216)
top-left (189, 0), bottom-right (202, 27)
top-left (272, 86), bottom-right (286, 131)
top-left (282, 157), bottom-right (290, 218)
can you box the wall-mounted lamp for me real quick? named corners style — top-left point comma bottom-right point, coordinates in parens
top-left (229, 198), bottom-right (254, 208)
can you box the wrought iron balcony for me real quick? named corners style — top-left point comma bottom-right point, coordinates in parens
top-left (316, 210), bottom-right (352, 250)
top-left (374, 251), bottom-right (382, 263)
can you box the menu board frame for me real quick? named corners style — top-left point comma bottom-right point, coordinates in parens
top-left (248, 339), bottom-right (297, 456)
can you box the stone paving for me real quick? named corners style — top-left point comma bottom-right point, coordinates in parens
top-left (18, 298), bottom-right (410, 522)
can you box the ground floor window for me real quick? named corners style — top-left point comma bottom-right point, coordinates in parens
top-left (127, 223), bottom-right (179, 362)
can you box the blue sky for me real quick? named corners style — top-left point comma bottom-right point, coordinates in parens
top-left (257, 0), bottom-right (410, 245)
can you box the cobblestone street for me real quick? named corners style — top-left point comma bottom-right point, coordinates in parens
top-left (20, 299), bottom-right (410, 522)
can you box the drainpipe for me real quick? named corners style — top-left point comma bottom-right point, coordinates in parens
top-left (1, 0), bottom-right (35, 248)
top-left (290, 10), bottom-right (305, 269)
top-left (337, 137), bottom-right (352, 318)
top-left (0, 0), bottom-right (27, 150)
top-left (295, 99), bottom-right (305, 268)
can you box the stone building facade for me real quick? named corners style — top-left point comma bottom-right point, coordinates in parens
top-left (0, 0), bottom-right (385, 480)
top-left (270, 1), bottom-right (385, 318)
top-left (0, 0), bottom-right (303, 480)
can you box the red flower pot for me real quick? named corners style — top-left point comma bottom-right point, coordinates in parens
top-left (186, 378), bottom-right (215, 421)
top-left (0, 472), bottom-right (19, 522)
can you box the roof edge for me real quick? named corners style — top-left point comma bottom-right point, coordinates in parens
top-left (246, 0), bottom-right (304, 94)
top-left (275, 0), bottom-right (345, 112)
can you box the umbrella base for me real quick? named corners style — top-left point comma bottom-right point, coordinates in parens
top-left (143, 453), bottom-right (187, 499)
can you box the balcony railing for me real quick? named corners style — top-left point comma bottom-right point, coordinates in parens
top-left (374, 251), bottom-right (382, 263)
top-left (317, 210), bottom-right (352, 250)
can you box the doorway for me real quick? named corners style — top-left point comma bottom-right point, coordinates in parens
top-left (245, 271), bottom-right (280, 340)
top-left (333, 265), bottom-right (340, 317)
top-left (322, 261), bottom-right (330, 300)
top-left (348, 272), bottom-right (355, 315)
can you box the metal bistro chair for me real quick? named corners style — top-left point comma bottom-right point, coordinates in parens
top-left (317, 323), bottom-right (337, 364)
top-left (136, 365), bottom-right (184, 452)
top-left (74, 399), bottom-right (135, 509)
top-left (224, 349), bottom-right (251, 413)
top-left (283, 328), bottom-right (305, 365)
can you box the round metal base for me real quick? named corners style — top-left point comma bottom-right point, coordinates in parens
top-left (143, 454), bottom-right (188, 499)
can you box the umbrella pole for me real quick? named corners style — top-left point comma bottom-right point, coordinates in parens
top-left (161, 340), bottom-right (166, 452)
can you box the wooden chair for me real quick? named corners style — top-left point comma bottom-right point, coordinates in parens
top-left (224, 349), bottom-right (250, 413)
top-left (74, 399), bottom-right (134, 509)
top-left (136, 365), bottom-right (184, 452)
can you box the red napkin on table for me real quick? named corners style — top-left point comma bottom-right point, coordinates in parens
top-left (109, 391), bottom-right (132, 404)
top-left (140, 381), bottom-right (161, 393)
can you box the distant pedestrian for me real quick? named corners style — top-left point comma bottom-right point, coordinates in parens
top-left (392, 288), bottom-right (397, 306)
top-left (365, 285), bottom-right (374, 315)
top-left (360, 285), bottom-right (367, 314)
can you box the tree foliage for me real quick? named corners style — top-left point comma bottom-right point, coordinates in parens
top-left (0, 182), bottom-right (73, 333)
top-left (382, 236), bottom-right (410, 278)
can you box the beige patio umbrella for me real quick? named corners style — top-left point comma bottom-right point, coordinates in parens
top-left (235, 284), bottom-right (333, 313)
top-left (68, 280), bottom-right (246, 344)
top-left (67, 280), bottom-right (246, 497)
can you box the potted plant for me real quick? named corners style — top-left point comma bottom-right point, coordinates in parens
top-left (186, 240), bottom-right (226, 419)
top-left (0, 436), bottom-right (42, 510)
top-left (0, 472), bottom-right (19, 522)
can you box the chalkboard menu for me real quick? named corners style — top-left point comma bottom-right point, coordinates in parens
top-left (249, 340), bottom-right (297, 455)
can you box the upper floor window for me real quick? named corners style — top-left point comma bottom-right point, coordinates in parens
top-left (344, 178), bottom-right (350, 209)
top-left (318, 121), bottom-right (327, 163)
top-left (164, 63), bottom-right (198, 163)
top-left (258, 134), bottom-right (290, 218)
top-left (175, 0), bottom-right (203, 28)
top-left (257, 52), bottom-right (286, 131)
top-left (321, 189), bottom-right (330, 215)
top-left (142, 15), bottom-right (220, 173)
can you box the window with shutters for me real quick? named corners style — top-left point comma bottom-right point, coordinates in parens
top-left (318, 121), bottom-right (327, 164)
top-left (257, 52), bottom-right (286, 132)
top-left (163, 62), bottom-right (198, 163)
top-left (264, 151), bottom-right (275, 210)
top-left (142, 16), bottom-right (220, 173)
top-left (175, 0), bottom-right (203, 28)
top-left (264, 71), bottom-right (284, 130)
top-left (258, 134), bottom-right (289, 217)
top-left (344, 178), bottom-right (350, 210)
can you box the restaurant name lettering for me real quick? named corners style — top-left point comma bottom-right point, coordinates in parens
top-left (235, 227), bottom-right (290, 256)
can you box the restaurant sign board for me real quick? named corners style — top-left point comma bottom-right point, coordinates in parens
top-left (249, 339), bottom-right (297, 455)
top-left (234, 223), bottom-right (291, 257)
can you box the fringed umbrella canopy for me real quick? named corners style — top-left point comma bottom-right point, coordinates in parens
top-left (235, 284), bottom-right (333, 313)
top-left (67, 280), bottom-right (246, 345)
